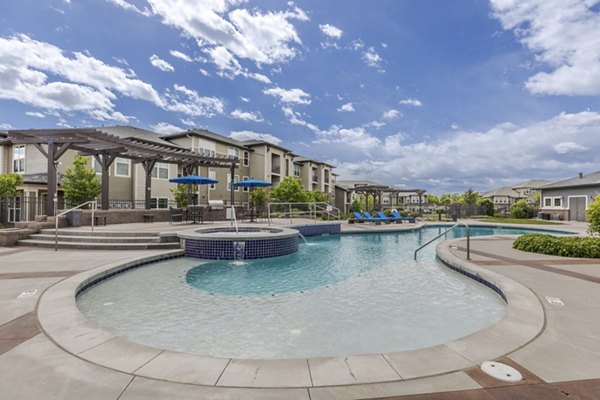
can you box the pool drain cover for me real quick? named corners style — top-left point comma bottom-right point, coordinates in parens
top-left (480, 361), bottom-right (522, 382)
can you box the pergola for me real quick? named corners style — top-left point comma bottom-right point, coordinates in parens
top-left (3, 128), bottom-right (239, 216)
top-left (353, 184), bottom-right (426, 211)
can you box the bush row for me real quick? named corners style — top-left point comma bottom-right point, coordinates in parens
top-left (513, 234), bottom-right (600, 258)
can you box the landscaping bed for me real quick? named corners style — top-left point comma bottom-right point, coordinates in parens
top-left (513, 234), bottom-right (600, 258)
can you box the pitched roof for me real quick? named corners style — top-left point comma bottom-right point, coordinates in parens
top-left (162, 129), bottom-right (249, 149)
top-left (541, 171), bottom-right (600, 189)
top-left (293, 156), bottom-right (335, 168)
top-left (482, 187), bottom-right (520, 198)
top-left (335, 180), bottom-right (382, 190)
top-left (512, 179), bottom-right (552, 189)
top-left (241, 139), bottom-right (294, 153)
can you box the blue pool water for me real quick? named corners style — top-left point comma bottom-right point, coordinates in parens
top-left (77, 226), bottom-right (559, 359)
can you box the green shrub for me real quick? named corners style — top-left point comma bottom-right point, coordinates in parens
top-left (587, 196), bottom-right (600, 236)
top-left (510, 200), bottom-right (535, 219)
top-left (513, 234), bottom-right (600, 258)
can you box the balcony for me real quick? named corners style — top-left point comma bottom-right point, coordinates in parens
top-left (324, 176), bottom-right (330, 184)
top-left (312, 175), bottom-right (318, 183)
top-left (271, 166), bottom-right (281, 175)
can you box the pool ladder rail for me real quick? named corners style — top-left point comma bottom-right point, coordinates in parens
top-left (414, 221), bottom-right (470, 260)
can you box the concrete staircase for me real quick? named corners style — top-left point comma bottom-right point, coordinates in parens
top-left (18, 229), bottom-right (181, 250)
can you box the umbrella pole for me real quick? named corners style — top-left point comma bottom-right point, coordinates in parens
top-left (250, 187), bottom-right (254, 222)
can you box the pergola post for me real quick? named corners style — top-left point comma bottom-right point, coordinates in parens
top-left (141, 159), bottom-right (157, 210)
top-left (46, 142), bottom-right (57, 217)
top-left (94, 153), bottom-right (117, 211)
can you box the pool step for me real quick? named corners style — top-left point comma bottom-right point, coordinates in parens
top-left (18, 230), bottom-right (180, 250)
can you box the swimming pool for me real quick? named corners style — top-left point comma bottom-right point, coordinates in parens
top-left (76, 226), bottom-right (550, 359)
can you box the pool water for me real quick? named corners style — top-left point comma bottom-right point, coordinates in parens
top-left (77, 226), bottom-right (541, 359)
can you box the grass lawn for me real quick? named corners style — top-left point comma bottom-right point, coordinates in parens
top-left (475, 217), bottom-right (563, 225)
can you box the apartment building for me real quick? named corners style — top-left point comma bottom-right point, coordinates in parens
top-left (1, 126), bottom-right (335, 211)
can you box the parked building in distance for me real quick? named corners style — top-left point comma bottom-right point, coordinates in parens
top-left (483, 179), bottom-right (551, 213)
top-left (539, 172), bottom-right (600, 222)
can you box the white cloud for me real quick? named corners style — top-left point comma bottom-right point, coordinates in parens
top-left (229, 130), bottom-right (282, 145)
top-left (150, 122), bottom-right (184, 134)
top-left (240, 96), bottom-right (250, 102)
top-left (399, 98), bottom-right (423, 107)
top-left (149, 54), bottom-right (174, 72)
top-left (25, 111), bottom-right (46, 118)
top-left (180, 118), bottom-right (196, 127)
top-left (0, 34), bottom-right (162, 120)
top-left (263, 86), bottom-right (311, 104)
top-left (319, 23), bottom-right (343, 39)
top-left (491, 0), bottom-right (600, 95)
top-left (314, 125), bottom-right (381, 149)
top-left (331, 111), bottom-right (600, 192)
top-left (282, 106), bottom-right (320, 132)
top-left (230, 109), bottom-right (264, 122)
top-left (0, 123), bottom-right (14, 130)
top-left (348, 39), bottom-right (364, 51)
top-left (169, 50), bottom-right (193, 62)
top-left (362, 46), bottom-right (383, 71)
top-left (338, 102), bottom-right (355, 112)
top-left (147, 0), bottom-right (308, 74)
top-left (106, 0), bottom-right (152, 16)
top-left (382, 109), bottom-right (401, 120)
top-left (553, 141), bottom-right (588, 154)
top-left (199, 68), bottom-right (211, 76)
top-left (206, 46), bottom-right (271, 82)
top-left (163, 84), bottom-right (225, 117)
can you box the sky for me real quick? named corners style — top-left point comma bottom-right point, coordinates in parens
top-left (1, 0), bottom-right (600, 194)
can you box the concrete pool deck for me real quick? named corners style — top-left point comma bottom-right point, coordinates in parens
top-left (0, 219), bottom-right (599, 399)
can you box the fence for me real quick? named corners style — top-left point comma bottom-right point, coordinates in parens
top-left (0, 196), bottom-right (179, 227)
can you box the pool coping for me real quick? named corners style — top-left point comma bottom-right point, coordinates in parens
top-left (36, 237), bottom-right (545, 389)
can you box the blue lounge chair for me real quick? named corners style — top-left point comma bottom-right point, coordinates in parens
top-left (363, 211), bottom-right (392, 224)
top-left (353, 211), bottom-right (383, 224)
top-left (376, 211), bottom-right (401, 223)
top-left (391, 210), bottom-right (416, 223)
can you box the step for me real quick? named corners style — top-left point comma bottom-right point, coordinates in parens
top-left (17, 239), bottom-right (181, 251)
top-left (28, 234), bottom-right (163, 244)
top-left (38, 229), bottom-right (162, 238)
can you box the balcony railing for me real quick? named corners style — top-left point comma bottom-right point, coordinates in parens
top-left (312, 175), bottom-right (318, 183)
top-left (324, 176), bottom-right (330, 183)
top-left (272, 166), bottom-right (281, 174)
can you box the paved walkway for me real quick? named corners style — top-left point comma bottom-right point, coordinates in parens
top-left (0, 220), bottom-right (598, 399)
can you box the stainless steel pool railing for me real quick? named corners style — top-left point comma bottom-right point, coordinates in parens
top-left (54, 200), bottom-right (97, 251)
top-left (414, 221), bottom-right (470, 260)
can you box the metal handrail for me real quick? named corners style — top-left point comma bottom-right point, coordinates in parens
top-left (54, 200), bottom-right (97, 251)
top-left (413, 221), bottom-right (470, 260)
top-left (267, 202), bottom-right (341, 225)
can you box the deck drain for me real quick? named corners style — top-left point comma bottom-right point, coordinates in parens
top-left (480, 361), bottom-right (522, 382)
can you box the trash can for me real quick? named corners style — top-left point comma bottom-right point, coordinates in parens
top-left (67, 210), bottom-right (82, 227)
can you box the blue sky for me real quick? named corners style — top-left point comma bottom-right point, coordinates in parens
top-left (1, 0), bottom-right (600, 193)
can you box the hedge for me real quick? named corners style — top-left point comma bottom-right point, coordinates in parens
top-left (513, 234), bottom-right (600, 258)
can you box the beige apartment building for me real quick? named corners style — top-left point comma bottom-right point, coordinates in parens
top-left (0, 126), bottom-right (335, 214)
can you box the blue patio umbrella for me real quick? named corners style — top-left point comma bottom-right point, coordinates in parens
top-left (232, 178), bottom-right (272, 221)
top-left (169, 175), bottom-right (218, 205)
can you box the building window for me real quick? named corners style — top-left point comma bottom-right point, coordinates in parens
top-left (234, 175), bottom-right (240, 191)
top-left (294, 164), bottom-right (301, 177)
top-left (12, 145), bottom-right (25, 173)
top-left (151, 162), bottom-right (169, 179)
top-left (544, 198), bottom-right (552, 207)
top-left (176, 165), bottom-right (183, 178)
top-left (92, 158), bottom-right (102, 175)
top-left (553, 197), bottom-right (562, 207)
top-left (243, 151), bottom-right (249, 167)
top-left (115, 157), bottom-right (130, 177)
top-left (209, 170), bottom-right (216, 190)
top-left (242, 176), bottom-right (249, 192)
top-left (228, 147), bottom-right (240, 159)
top-left (150, 198), bottom-right (169, 209)
top-left (227, 173), bottom-right (231, 191)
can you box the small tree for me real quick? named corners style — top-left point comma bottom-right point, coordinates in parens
top-left (170, 184), bottom-right (190, 208)
top-left (587, 196), bottom-right (600, 236)
top-left (510, 199), bottom-right (535, 219)
top-left (269, 177), bottom-right (308, 203)
top-left (306, 190), bottom-right (329, 203)
top-left (349, 199), bottom-right (361, 213)
top-left (61, 155), bottom-right (102, 208)
top-left (461, 188), bottom-right (481, 205)
top-left (251, 188), bottom-right (267, 209)
top-left (478, 198), bottom-right (495, 216)
top-left (0, 173), bottom-right (24, 196)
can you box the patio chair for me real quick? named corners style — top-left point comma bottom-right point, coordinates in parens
top-left (169, 207), bottom-right (185, 224)
top-left (364, 211), bottom-right (392, 224)
top-left (391, 210), bottom-right (416, 223)
top-left (353, 211), bottom-right (386, 225)
top-left (376, 210), bottom-right (401, 223)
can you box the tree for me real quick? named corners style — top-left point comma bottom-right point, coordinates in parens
top-left (587, 196), bottom-right (600, 236)
top-left (306, 190), bottom-right (329, 203)
top-left (510, 199), bottom-right (535, 219)
top-left (170, 184), bottom-right (190, 208)
top-left (250, 187), bottom-right (267, 208)
top-left (426, 194), bottom-right (440, 206)
top-left (269, 177), bottom-right (308, 203)
top-left (440, 193), bottom-right (461, 206)
top-left (349, 199), bottom-right (361, 213)
top-left (61, 155), bottom-right (102, 208)
top-left (478, 198), bottom-right (495, 216)
top-left (532, 192), bottom-right (541, 206)
top-left (0, 173), bottom-right (24, 196)
top-left (461, 188), bottom-right (481, 205)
